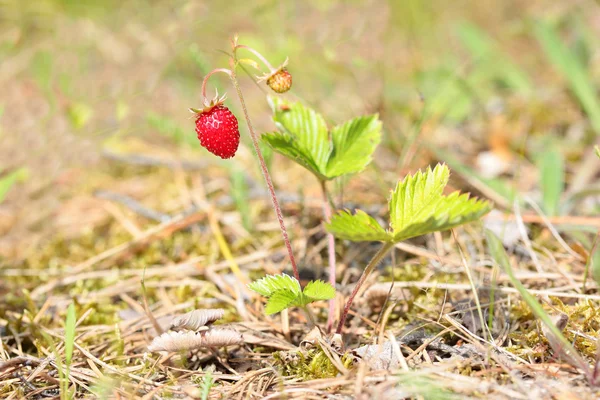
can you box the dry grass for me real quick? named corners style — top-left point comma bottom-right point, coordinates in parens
top-left (2, 0), bottom-right (600, 398)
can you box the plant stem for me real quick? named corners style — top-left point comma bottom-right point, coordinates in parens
top-left (228, 59), bottom-right (300, 282)
top-left (201, 68), bottom-right (232, 100)
top-left (320, 180), bottom-right (337, 332)
top-left (234, 45), bottom-right (276, 71)
top-left (303, 305), bottom-right (317, 327)
top-left (336, 242), bottom-right (394, 334)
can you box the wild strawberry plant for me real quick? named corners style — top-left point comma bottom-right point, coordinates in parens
top-left (326, 164), bottom-right (492, 332)
top-left (192, 36), bottom-right (491, 336)
top-left (261, 97), bottom-right (382, 329)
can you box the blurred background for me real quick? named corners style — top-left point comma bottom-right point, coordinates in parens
top-left (1, 0), bottom-right (599, 262)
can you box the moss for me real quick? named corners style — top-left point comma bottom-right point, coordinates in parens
top-left (273, 347), bottom-right (354, 380)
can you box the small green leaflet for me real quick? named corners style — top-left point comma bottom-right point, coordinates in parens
top-left (324, 209), bottom-right (389, 242)
top-left (265, 289), bottom-right (298, 315)
top-left (247, 273), bottom-right (301, 297)
top-left (326, 164), bottom-right (492, 243)
top-left (262, 97), bottom-right (382, 181)
top-left (248, 274), bottom-right (336, 315)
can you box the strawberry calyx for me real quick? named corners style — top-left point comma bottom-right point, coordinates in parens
top-left (189, 90), bottom-right (228, 115)
top-left (257, 57), bottom-right (289, 83)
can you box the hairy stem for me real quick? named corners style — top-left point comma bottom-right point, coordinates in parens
top-left (228, 59), bottom-right (300, 282)
top-left (234, 44), bottom-right (275, 71)
top-left (336, 242), bottom-right (394, 334)
top-left (201, 68), bottom-right (232, 100)
top-left (320, 180), bottom-right (337, 332)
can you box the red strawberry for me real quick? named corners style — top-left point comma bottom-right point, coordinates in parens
top-left (195, 105), bottom-right (240, 159)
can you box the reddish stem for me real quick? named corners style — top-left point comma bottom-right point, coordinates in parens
top-left (201, 68), bottom-right (232, 100)
top-left (336, 242), bottom-right (394, 334)
top-left (228, 60), bottom-right (300, 282)
top-left (320, 180), bottom-right (337, 332)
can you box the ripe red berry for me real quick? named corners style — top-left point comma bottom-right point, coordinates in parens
top-left (267, 69), bottom-right (292, 93)
top-left (195, 105), bottom-right (240, 159)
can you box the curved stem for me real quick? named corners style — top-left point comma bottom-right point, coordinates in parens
top-left (228, 59), bottom-right (300, 282)
top-left (201, 68), bottom-right (232, 100)
top-left (320, 180), bottom-right (337, 333)
top-left (336, 242), bottom-right (394, 334)
top-left (234, 44), bottom-right (275, 71)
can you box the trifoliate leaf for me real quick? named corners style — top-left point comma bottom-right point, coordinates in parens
top-left (301, 280), bottom-right (336, 302)
top-left (247, 273), bottom-right (301, 297)
top-left (326, 115), bottom-right (382, 178)
top-left (261, 132), bottom-right (325, 179)
top-left (389, 164), bottom-right (492, 241)
top-left (264, 97), bottom-right (382, 181)
top-left (326, 164), bottom-right (492, 243)
top-left (325, 210), bottom-right (390, 242)
top-left (268, 96), bottom-right (330, 175)
top-left (265, 290), bottom-right (298, 315)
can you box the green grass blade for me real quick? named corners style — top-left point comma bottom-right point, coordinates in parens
top-left (230, 168), bottom-right (252, 232)
top-left (537, 147), bottom-right (564, 216)
top-left (485, 229), bottom-right (591, 375)
top-left (0, 168), bottom-right (28, 204)
top-left (534, 20), bottom-right (600, 135)
top-left (64, 303), bottom-right (76, 367)
top-left (457, 22), bottom-right (532, 93)
top-left (200, 369), bottom-right (214, 400)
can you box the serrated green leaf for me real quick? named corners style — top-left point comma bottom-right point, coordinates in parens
top-left (390, 164), bottom-right (449, 233)
top-left (268, 96), bottom-right (330, 173)
top-left (261, 132), bottom-right (325, 178)
top-left (326, 115), bottom-right (382, 178)
top-left (301, 280), bottom-right (336, 302)
top-left (265, 289), bottom-right (298, 315)
top-left (247, 273), bottom-right (301, 297)
top-left (389, 164), bottom-right (492, 241)
top-left (327, 164), bottom-right (492, 243)
top-left (265, 97), bottom-right (382, 181)
top-left (325, 209), bottom-right (391, 242)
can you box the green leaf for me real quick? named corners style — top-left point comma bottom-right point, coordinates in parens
top-left (595, 145), bottom-right (600, 159)
top-left (247, 274), bottom-right (301, 297)
top-left (265, 289), bottom-right (298, 315)
top-left (268, 96), bottom-right (330, 174)
top-left (326, 115), bottom-right (382, 178)
top-left (301, 280), bottom-right (336, 302)
top-left (326, 209), bottom-right (391, 242)
top-left (327, 164), bottom-right (491, 243)
top-left (261, 132), bottom-right (325, 178)
top-left (389, 165), bottom-right (492, 241)
top-left (265, 97), bottom-right (382, 181)
top-left (537, 147), bottom-right (564, 216)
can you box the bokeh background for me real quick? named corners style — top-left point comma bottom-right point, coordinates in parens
top-left (1, 0), bottom-right (599, 261)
